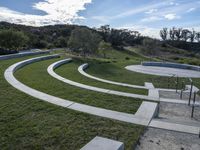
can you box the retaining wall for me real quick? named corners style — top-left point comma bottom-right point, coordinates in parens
top-left (0, 50), bottom-right (50, 60)
top-left (142, 62), bottom-right (200, 71)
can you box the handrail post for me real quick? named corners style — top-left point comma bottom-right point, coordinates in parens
top-left (180, 81), bottom-right (185, 99)
top-left (191, 92), bottom-right (196, 118)
top-left (176, 76), bottom-right (179, 93)
top-left (188, 79), bottom-right (193, 106)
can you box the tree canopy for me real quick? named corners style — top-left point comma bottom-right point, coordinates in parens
top-left (68, 27), bottom-right (102, 56)
top-left (0, 29), bottom-right (29, 50)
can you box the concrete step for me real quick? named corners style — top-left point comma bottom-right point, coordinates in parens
top-left (149, 119), bottom-right (200, 135)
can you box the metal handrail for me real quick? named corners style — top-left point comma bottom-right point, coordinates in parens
top-left (188, 78), bottom-right (193, 106)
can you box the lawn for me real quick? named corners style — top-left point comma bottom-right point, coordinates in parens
top-left (0, 55), bottom-right (145, 150)
top-left (55, 58), bottom-right (148, 95)
top-left (85, 53), bottom-right (200, 89)
top-left (15, 55), bottom-right (142, 114)
top-left (81, 48), bottom-right (200, 89)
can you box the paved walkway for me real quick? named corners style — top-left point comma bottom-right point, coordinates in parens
top-left (4, 55), bottom-right (158, 126)
top-left (125, 65), bottom-right (200, 78)
top-left (149, 119), bottom-right (200, 135)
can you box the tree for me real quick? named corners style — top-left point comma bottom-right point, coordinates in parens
top-left (142, 38), bottom-right (157, 55)
top-left (98, 41), bottom-right (111, 58)
top-left (98, 25), bottom-right (110, 42)
top-left (181, 29), bottom-right (190, 42)
top-left (195, 32), bottom-right (200, 43)
top-left (174, 28), bottom-right (182, 41)
top-left (68, 27), bottom-right (102, 57)
top-left (169, 27), bottom-right (176, 41)
top-left (189, 29), bottom-right (195, 43)
top-left (54, 36), bottom-right (68, 47)
top-left (160, 28), bottom-right (168, 41)
top-left (0, 29), bottom-right (29, 50)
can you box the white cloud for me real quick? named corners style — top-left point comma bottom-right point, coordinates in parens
top-left (141, 16), bottom-right (162, 22)
top-left (112, 1), bottom-right (170, 19)
top-left (169, 2), bottom-right (179, 6)
top-left (164, 13), bottom-right (180, 20)
top-left (145, 9), bottom-right (157, 14)
top-left (186, 7), bottom-right (196, 13)
top-left (0, 0), bottom-right (92, 26)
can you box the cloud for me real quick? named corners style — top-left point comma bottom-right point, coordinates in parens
top-left (112, 1), bottom-right (171, 19)
top-left (169, 1), bottom-right (179, 6)
top-left (141, 16), bottom-right (162, 22)
top-left (0, 0), bottom-right (92, 26)
top-left (164, 13), bottom-right (180, 20)
top-left (186, 7), bottom-right (196, 13)
top-left (145, 9), bottom-right (157, 14)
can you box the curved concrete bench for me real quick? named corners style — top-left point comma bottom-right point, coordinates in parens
top-left (78, 63), bottom-right (148, 89)
top-left (4, 55), bottom-right (158, 126)
top-left (0, 50), bottom-right (50, 60)
top-left (142, 61), bottom-right (200, 71)
top-left (47, 59), bottom-right (159, 101)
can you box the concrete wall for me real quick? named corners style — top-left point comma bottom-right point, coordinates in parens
top-left (0, 50), bottom-right (50, 61)
top-left (142, 61), bottom-right (200, 71)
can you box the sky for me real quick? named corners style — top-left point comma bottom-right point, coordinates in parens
top-left (0, 0), bottom-right (199, 38)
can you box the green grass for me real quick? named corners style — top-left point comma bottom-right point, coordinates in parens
top-left (88, 46), bottom-right (200, 89)
top-left (15, 56), bottom-right (142, 114)
top-left (86, 59), bottom-right (200, 89)
top-left (55, 58), bottom-right (148, 95)
top-left (0, 55), bottom-right (145, 150)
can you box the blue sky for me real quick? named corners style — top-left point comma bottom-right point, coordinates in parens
top-left (0, 0), bottom-right (199, 38)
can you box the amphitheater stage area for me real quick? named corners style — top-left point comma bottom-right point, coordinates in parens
top-left (125, 62), bottom-right (200, 78)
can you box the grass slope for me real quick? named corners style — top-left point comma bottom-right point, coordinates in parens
top-left (85, 56), bottom-right (200, 89)
top-left (55, 58), bottom-right (148, 95)
top-left (0, 55), bottom-right (144, 150)
top-left (15, 56), bottom-right (142, 114)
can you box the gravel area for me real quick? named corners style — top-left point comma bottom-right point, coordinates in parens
top-left (135, 128), bottom-right (200, 150)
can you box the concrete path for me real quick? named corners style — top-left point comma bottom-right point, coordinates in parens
top-left (78, 63), bottom-right (148, 89)
top-left (0, 50), bottom-right (50, 60)
top-left (48, 59), bottom-right (159, 101)
top-left (149, 119), bottom-right (200, 135)
top-left (80, 136), bottom-right (124, 150)
top-left (4, 55), bottom-right (158, 126)
top-left (125, 65), bottom-right (200, 78)
top-left (145, 82), bottom-right (159, 99)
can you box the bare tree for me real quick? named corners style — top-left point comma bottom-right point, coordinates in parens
top-left (189, 29), bottom-right (195, 43)
top-left (169, 27), bottom-right (176, 41)
top-left (160, 28), bottom-right (168, 41)
top-left (181, 29), bottom-right (190, 42)
top-left (174, 28), bottom-right (182, 41)
top-left (195, 32), bottom-right (200, 43)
